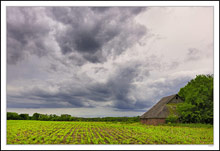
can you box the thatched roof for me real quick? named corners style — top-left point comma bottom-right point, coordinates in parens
top-left (140, 94), bottom-right (183, 119)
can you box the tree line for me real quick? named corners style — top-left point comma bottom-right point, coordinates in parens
top-left (7, 112), bottom-right (140, 123)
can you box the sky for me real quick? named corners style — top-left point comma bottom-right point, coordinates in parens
top-left (6, 7), bottom-right (213, 117)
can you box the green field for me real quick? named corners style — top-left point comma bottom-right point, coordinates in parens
top-left (7, 120), bottom-right (213, 144)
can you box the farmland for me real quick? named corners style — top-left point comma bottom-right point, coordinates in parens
top-left (7, 120), bottom-right (213, 144)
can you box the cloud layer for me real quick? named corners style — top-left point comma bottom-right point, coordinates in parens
top-left (7, 7), bottom-right (147, 65)
top-left (7, 7), bottom-right (213, 115)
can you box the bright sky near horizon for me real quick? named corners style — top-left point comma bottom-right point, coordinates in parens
top-left (7, 7), bottom-right (213, 117)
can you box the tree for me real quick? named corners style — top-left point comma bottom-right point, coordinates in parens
top-left (32, 113), bottom-right (41, 120)
top-left (19, 114), bottom-right (30, 120)
top-left (7, 112), bottom-right (20, 120)
top-left (38, 114), bottom-right (50, 121)
top-left (177, 74), bottom-right (213, 124)
top-left (60, 114), bottom-right (71, 121)
top-left (49, 114), bottom-right (59, 121)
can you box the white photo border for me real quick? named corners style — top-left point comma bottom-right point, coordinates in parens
top-left (1, 1), bottom-right (219, 150)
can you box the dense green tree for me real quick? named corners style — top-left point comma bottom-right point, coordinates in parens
top-left (19, 113), bottom-right (30, 120)
top-left (32, 113), bottom-right (41, 120)
top-left (7, 112), bottom-right (20, 120)
top-left (38, 114), bottom-right (50, 121)
top-left (60, 114), bottom-right (71, 121)
top-left (177, 74), bottom-right (213, 124)
top-left (49, 114), bottom-right (59, 121)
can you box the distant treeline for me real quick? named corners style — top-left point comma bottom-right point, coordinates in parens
top-left (7, 112), bottom-right (140, 123)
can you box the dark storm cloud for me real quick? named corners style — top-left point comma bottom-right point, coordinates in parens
top-left (7, 7), bottom-right (51, 64)
top-left (7, 64), bottom-right (191, 110)
top-left (7, 86), bottom-right (95, 108)
top-left (74, 63), bottom-right (152, 110)
top-left (106, 64), bottom-right (145, 109)
top-left (48, 7), bottom-right (147, 63)
top-left (7, 7), bottom-right (147, 65)
top-left (7, 61), bottom-right (153, 110)
top-left (90, 7), bottom-right (110, 12)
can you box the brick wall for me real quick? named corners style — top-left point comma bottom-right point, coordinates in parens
top-left (141, 118), bottom-right (166, 125)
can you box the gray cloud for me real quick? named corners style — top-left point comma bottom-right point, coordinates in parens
top-left (7, 61), bottom-right (153, 110)
top-left (6, 45), bottom-right (192, 111)
top-left (90, 7), bottom-right (111, 13)
top-left (48, 7), bottom-right (147, 63)
top-left (7, 66), bottom-right (192, 111)
top-left (106, 63), bottom-right (146, 109)
top-left (7, 7), bottom-right (51, 64)
top-left (7, 7), bottom-right (147, 65)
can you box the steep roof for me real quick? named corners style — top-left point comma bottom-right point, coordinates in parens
top-left (140, 94), bottom-right (182, 119)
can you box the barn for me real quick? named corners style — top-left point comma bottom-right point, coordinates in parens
top-left (140, 94), bottom-right (183, 125)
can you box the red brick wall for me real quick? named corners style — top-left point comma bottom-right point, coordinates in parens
top-left (141, 118), bottom-right (166, 125)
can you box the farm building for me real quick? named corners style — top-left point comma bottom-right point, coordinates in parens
top-left (140, 94), bottom-right (183, 125)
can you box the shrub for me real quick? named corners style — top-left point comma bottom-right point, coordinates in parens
top-left (165, 115), bottom-right (178, 123)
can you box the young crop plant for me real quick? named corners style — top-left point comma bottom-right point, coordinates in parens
top-left (80, 133), bottom-right (84, 144)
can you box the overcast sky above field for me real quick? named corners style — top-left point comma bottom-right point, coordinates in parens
top-left (7, 7), bottom-right (213, 117)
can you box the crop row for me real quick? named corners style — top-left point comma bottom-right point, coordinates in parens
top-left (7, 120), bottom-right (213, 144)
